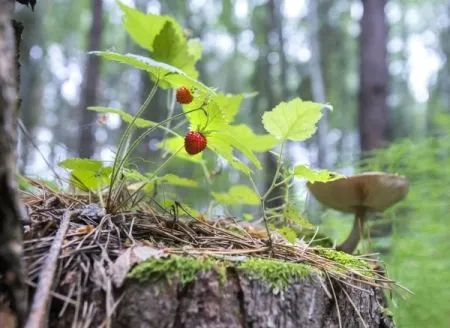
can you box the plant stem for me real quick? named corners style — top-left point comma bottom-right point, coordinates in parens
top-left (252, 141), bottom-right (286, 250)
top-left (107, 79), bottom-right (159, 210)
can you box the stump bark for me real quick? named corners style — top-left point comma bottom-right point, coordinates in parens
top-left (114, 269), bottom-right (393, 328)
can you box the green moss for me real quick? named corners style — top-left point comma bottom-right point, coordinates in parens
top-left (315, 247), bottom-right (374, 276)
top-left (129, 255), bottom-right (227, 286)
top-left (237, 257), bottom-right (315, 291)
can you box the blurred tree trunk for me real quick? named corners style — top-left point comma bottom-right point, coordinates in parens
top-left (307, 0), bottom-right (328, 168)
top-left (17, 7), bottom-right (42, 173)
top-left (77, 0), bottom-right (103, 158)
top-left (263, 0), bottom-right (283, 210)
top-left (0, 0), bottom-right (28, 325)
top-left (358, 0), bottom-right (389, 154)
top-left (275, 0), bottom-right (288, 100)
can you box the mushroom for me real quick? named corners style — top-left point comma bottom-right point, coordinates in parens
top-left (306, 172), bottom-right (409, 254)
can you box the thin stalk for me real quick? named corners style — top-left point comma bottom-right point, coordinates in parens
top-left (337, 206), bottom-right (366, 253)
top-left (117, 145), bottom-right (184, 210)
top-left (107, 79), bottom-right (159, 209)
top-left (252, 142), bottom-right (286, 250)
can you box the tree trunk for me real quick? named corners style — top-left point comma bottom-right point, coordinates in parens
top-left (358, 0), bottom-right (389, 154)
top-left (77, 0), bottom-right (103, 158)
top-left (114, 270), bottom-right (393, 328)
top-left (307, 0), bottom-right (328, 168)
top-left (263, 0), bottom-right (283, 210)
top-left (0, 0), bottom-right (28, 325)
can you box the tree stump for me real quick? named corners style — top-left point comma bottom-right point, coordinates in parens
top-left (114, 268), bottom-right (393, 328)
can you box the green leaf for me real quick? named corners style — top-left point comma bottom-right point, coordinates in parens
top-left (70, 167), bottom-right (112, 192)
top-left (159, 174), bottom-right (198, 188)
top-left (283, 204), bottom-right (315, 230)
top-left (161, 200), bottom-right (201, 218)
top-left (187, 38), bottom-right (203, 62)
top-left (207, 135), bottom-right (252, 175)
top-left (227, 124), bottom-right (278, 152)
top-left (151, 22), bottom-right (198, 79)
top-left (213, 93), bottom-right (244, 123)
top-left (277, 226), bottom-right (297, 244)
top-left (118, 2), bottom-right (170, 52)
top-left (88, 107), bottom-right (156, 128)
top-left (211, 131), bottom-right (261, 169)
top-left (262, 98), bottom-right (330, 141)
top-left (293, 165), bottom-right (342, 183)
top-left (91, 51), bottom-right (210, 92)
top-left (123, 168), bottom-right (148, 181)
top-left (211, 185), bottom-right (260, 205)
top-left (59, 158), bottom-right (104, 171)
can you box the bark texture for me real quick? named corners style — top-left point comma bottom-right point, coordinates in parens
top-left (0, 0), bottom-right (28, 325)
top-left (77, 0), bottom-right (103, 158)
top-left (358, 0), bottom-right (389, 153)
top-left (114, 270), bottom-right (393, 328)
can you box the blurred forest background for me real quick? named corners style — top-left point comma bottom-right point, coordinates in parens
top-left (14, 0), bottom-right (450, 327)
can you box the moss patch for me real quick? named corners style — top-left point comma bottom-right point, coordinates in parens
top-left (129, 255), bottom-right (227, 286)
top-left (237, 257), bottom-right (315, 291)
top-left (315, 247), bottom-right (374, 276)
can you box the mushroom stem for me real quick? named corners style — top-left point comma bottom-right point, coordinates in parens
top-left (337, 207), bottom-right (366, 254)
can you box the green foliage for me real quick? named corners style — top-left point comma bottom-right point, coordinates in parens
top-left (359, 133), bottom-right (450, 328)
top-left (88, 107), bottom-right (157, 128)
top-left (59, 159), bottom-right (111, 192)
top-left (237, 258), bottom-right (314, 291)
top-left (211, 185), bottom-right (260, 205)
top-left (62, 3), bottom-right (337, 247)
top-left (293, 164), bottom-right (342, 183)
top-left (262, 98), bottom-right (330, 141)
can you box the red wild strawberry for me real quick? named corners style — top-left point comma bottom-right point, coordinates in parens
top-left (184, 131), bottom-right (207, 155)
top-left (176, 86), bottom-right (193, 104)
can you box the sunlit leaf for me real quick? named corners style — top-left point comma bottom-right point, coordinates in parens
top-left (262, 98), bottom-right (331, 141)
top-left (159, 173), bottom-right (198, 187)
top-left (59, 158), bottom-right (104, 171)
top-left (88, 107), bottom-right (156, 128)
top-left (211, 185), bottom-right (260, 205)
top-left (118, 2), bottom-right (171, 51)
top-left (277, 226), bottom-right (297, 244)
top-left (91, 51), bottom-right (210, 92)
top-left (293, 165), bottom-right (342, 183)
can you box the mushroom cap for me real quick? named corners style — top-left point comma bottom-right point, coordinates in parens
top-left (306, 172), bottom-right (409, 213)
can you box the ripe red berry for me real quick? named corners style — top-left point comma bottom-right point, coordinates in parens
top-left (176, 86), bottom-right (193, 104)
top-left (184, 131), bottom-right (207, 155)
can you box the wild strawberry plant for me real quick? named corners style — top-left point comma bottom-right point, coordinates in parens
top-left (59, 1), bottom-right (340, 242)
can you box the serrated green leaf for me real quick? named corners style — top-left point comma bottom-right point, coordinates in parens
top-left (88, 107), bottom-right (156, 128)
top-left (118, 2), bottom-right (169, 51)
top-left (91, 51), bottom-right (210, 92)
top-left (227, 124), bottom-right (278, 152)
top-left (277, 226), bottom-right (297, 244)
top-left (207, 135), bottom-right (252, 175)
top-left (186, 98), bottom-right (226, 133)
top-left (293, 165), bottom-right (342, 183)
top-left (187, 38), bottom-right (203, 61)
top-left (59, 158), bottom-right (104, 171)
top-left (151, 22), bottom-right (198, 79)
top-left (70, 167), bottom-right (112, 192)
top-left (211, 185), bottom-right (260, 205)
top-left (123, 168), bottom-right (148, 181)
top-left (212, 93), bottom-right (244, 123)
top-left (262, 98), bottom-right (329, 141)
top-left (212, 131), bottom-right (261, 169)
top-left (159, 173), bottom-right (198, 187)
